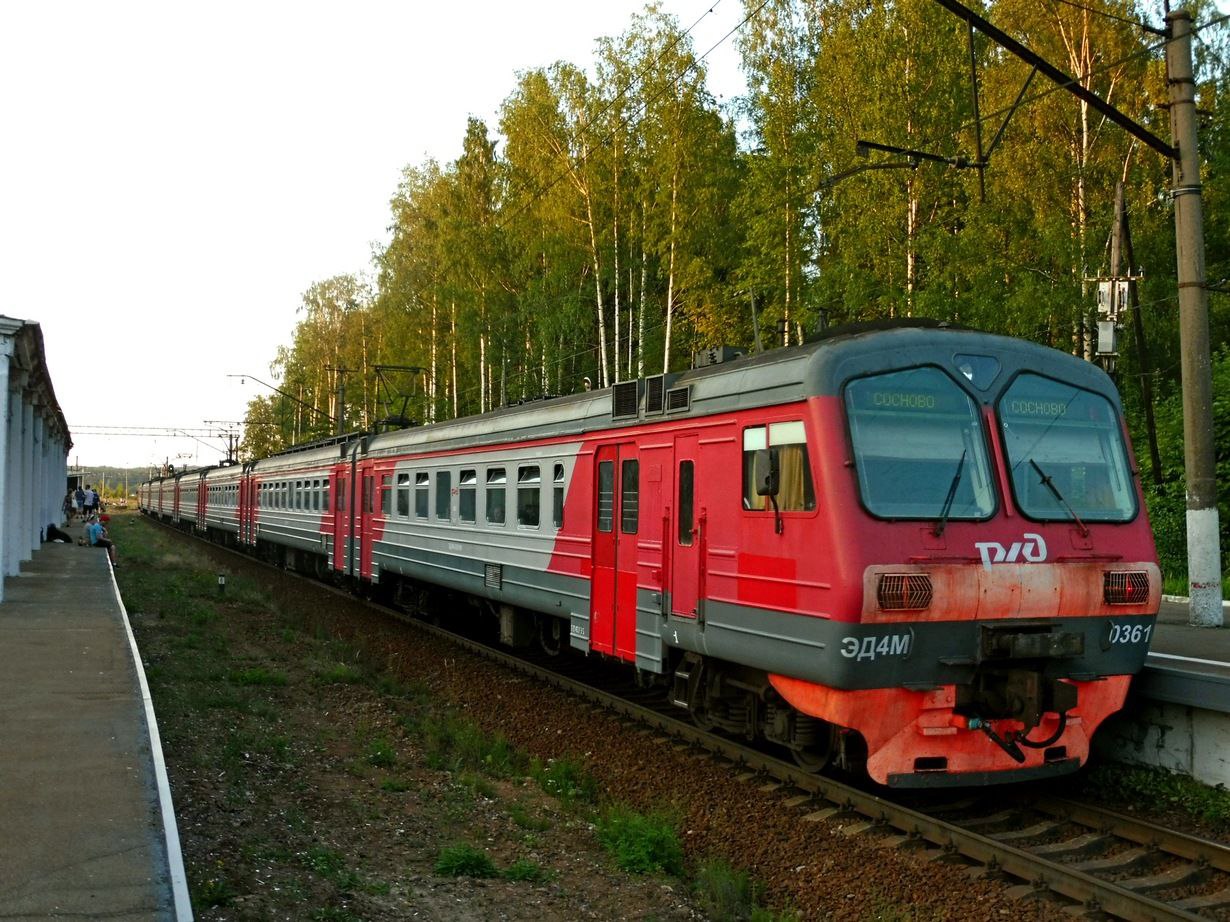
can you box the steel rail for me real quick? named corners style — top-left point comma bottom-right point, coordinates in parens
top-left (144, 515), bottom-right (1210, 921)
top-left (413, 618), bottom-right (1203, 922)
top-left (1034, 796), bottom-right (1230, 872)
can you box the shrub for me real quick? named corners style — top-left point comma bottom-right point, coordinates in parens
top-left (596, 807), bottom-right (684, 876)
top-left (435, 843), bottom-right (497, 878)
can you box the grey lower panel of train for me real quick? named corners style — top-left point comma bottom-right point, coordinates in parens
top-left (367, 541), bottom-right (1153, 690)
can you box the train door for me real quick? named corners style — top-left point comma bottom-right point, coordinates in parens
top-left (332, 466), bottom-right (351, 574)
top-left (241, 471), bottom-right (257, 545)
top-left (357, 460), bottom-right (378, 580)
top-left (670, 433), bottom-right (702, 619)
top-left (590, 442), bottom-right (640, 660)
top-left (196, 473), bottom-right (207, 531)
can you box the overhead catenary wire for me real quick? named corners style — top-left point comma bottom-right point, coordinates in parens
top-left (1045, 0), bottom-right (1166, 36)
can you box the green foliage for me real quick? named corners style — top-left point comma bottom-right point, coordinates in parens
top-left (1079, 763), bottom-right (1230, 833)
top-left (193, 873), bottom-right (236, 909)
top-left (410, 712), bottom-right (522, 777)
top-left (503, 858), bottom-right (550, 882)
top-left (509, 800), bottom-right (551, 831)
top-left (229, 667), bottom-right (289, 687)
top-left (365, 737), bottom-right (396, 768)
top-left (595, 807), bottom-right (684, 876)
top-left (300, 846), bottom-right (360, 890)
top-left (434, 843), bottom-right (498, 878)
top-left (531, 756), bottom-right (598, 805)
top-left (1133, 346), bottom-right (1230, 586)
top-left (317, 662), bottom-right (364, 685)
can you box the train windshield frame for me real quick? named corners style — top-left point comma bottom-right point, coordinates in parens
top-left (844, 366), bottom-right (996, 522)
top-left (997, 372), bottom-right (1137, 523)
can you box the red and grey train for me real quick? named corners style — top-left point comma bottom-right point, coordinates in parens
top-left (140, 323), bottom-right (1160, 787)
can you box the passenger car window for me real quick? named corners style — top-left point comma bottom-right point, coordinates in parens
top-left (415, 473), bottom-right (429, 518)
top-left (459, 469), bottom-right (477, 523)
top-left (597, 461), bottom-right (614, 533)
top-left (999, 373), bottom-right (1135, 522)
top-left (678, 461), bottom-right (694, 546)
top-left (845, 367), bottom-right (995, 520)
top-left (621, 460), bottom-right (638, 534)
top-left (436, 471), bottom-right (451, 520)
top-left (552, 463), bottom-right (565, 529)
top-left (396, 473), bottom-right (410, 517)
top-left (742, 422), bottom-right (815, 512)
top-left (486, 468), bottom-right (506, 525)
top-left (518, 466), bottom-right (540, 527)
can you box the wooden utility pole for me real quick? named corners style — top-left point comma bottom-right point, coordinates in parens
top-left (930, 0), bottom-right (1222, 627)
top-left (1167, 10), bottom-right (1222, 626)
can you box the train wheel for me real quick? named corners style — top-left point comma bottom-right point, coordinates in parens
top-left (538, 617), bottom-right (565, 656)
top-left (789, 723), bottom-right (837, 772)
top-left (691, 705), bottom-right (718, 733)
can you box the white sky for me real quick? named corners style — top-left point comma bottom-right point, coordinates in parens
top-left (0, 1), bottom-right (748, 472)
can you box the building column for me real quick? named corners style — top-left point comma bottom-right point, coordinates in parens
top-left (4, 388), bottom-right (21, 579)
top-left (19, 399), bottom-right (34, 564)
top-left (0, 350), bottom-right (9, 603)
top-left (31, 410), bottom-right (45, 548)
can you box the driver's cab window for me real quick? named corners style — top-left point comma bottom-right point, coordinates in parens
top-left (742, 422), bottom-right (815, 512)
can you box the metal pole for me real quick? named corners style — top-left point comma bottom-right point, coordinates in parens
top-left (1167, 9), bottom-right (1222, 626)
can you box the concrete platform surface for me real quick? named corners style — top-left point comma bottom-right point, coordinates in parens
top-left (0, 536), bottom-right (190, 920)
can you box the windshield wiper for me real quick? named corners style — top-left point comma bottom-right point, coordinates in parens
top-left (1028, 458), bottom-right (1089, 537)
top-left (933, 449), bottom-right (967, 537)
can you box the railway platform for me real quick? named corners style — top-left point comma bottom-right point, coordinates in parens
top-left (0, 529), bottom-right (191, 920)
top-left (1099, 595), bottom-right (1230, 788)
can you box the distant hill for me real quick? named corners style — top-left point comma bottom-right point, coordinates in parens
top-left (67, 467), bottom-right (153, 498)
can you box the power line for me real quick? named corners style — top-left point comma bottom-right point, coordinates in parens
top-left (1044, 0), bottom-right (1165, 36)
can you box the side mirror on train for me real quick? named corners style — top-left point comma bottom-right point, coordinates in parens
top-left (754, 448), bottom-right (779, 497)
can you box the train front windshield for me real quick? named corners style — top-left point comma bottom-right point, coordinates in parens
top-left (844, 367), bottom-right (995, 521)
top-left (998, 374), bottom-right (1136, 522)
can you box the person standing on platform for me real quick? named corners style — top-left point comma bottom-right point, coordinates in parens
top-left (73, 486), bottom-right (85, 518)
top-left (83, 484), bottom-right (99, 518)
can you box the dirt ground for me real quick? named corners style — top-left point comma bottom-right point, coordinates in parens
top-left (119, 513), bottom-right (1170, 921)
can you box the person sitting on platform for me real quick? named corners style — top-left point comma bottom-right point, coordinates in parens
top-left (84, 516), bottom-right (118, 567)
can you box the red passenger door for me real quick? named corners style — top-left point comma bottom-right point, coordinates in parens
top-left (333, 468), bottom-right (351, 574)
top-left (670, 434), bottom-right (701, 619)
top-left (591, 443), bottom-right (639, 660)
top-left (358, 461), bottom-right (377, 579)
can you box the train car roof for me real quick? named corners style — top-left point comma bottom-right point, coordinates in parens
top-left (217, 323), bottom-right (1119, 470)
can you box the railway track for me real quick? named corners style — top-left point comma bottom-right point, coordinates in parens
top-left (425, 624), bottom-right (1230, 921)
top-left (150, 517), bottom-right (1228, 921)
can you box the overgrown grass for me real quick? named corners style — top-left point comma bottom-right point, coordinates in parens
top-left (434, 843), bottom-right (497, 878)
top-left (531, 756), bottom-right (599, 806)
top-left (412, 712), bottom-right (522, 777)
top-left (229, 666), bottom-right (289, 687)
top-left (112, 514), bottom-right (795, 918)
top-left (596, 807), bottom-right (684, 876)
top-left (1079, 763), bottom-right (1230, 832)
top-left (503, 858), bottom-right (550, 882)
top-left (693, 859), bottom-right (798, 922)
top-left (365, 737), bottom-right (397, 768)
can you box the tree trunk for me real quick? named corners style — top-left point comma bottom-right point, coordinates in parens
top-left (450, 301), bottom-right (459, 419)
top-left (662, 162), bottom-right (680, 374)
top-left (638, 205), bottom-right (648, 379)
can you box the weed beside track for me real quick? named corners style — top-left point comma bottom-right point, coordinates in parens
top-left (113, 513), bottom-right (726, 920)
